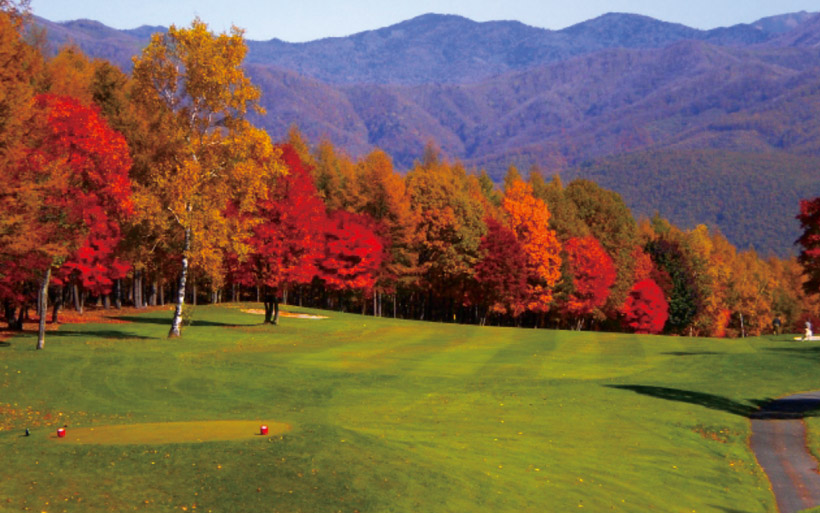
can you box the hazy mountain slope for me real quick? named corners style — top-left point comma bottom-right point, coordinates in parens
top-left (246, 65), bottom-right (372, 156)
top-left (768, 12), bottom-right (820, 47)
top-left (33, 16), bottom-right (152, 67)
top-left (461, 41), bottom-right (820, 173)
top-left (242, 39), bottom-right (820, 173)
top-left (565, 149), bottom-right (820, 256)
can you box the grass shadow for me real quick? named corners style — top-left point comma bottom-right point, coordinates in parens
top-left (607, 384), bottom-right (760, 417)
top-left (49, 329), bottom-right (155, 340)
top-left (0, 342), bottom-right (10, 347)
top-left (609, 384), bottom-right (820, 421)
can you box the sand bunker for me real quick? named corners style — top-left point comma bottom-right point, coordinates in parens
top-left (241, 309), bottom-right (327, 319)
top-left (50, 420), bottom-right (290, 445)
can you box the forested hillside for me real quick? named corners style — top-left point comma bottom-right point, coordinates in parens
top-left (30, 10), bottom-right (820, 256)
top-left (566, 150), bottom-right (820, 256)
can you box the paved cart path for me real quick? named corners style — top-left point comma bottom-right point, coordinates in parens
top-left (750, 391), bottom-right (820, 512)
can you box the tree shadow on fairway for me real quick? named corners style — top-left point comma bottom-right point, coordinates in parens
top-left (607, 384), bottom-right (764, 417)
top-left (110, 316), bottom-right (254, 328)
top-left (751, 394), bottom-right (820, 420)
top-left (49, 328), bottom-right (155, 340)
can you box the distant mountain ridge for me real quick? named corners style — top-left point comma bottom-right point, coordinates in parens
top-left (36, 11), bottom-right (819, 84)
top-left (32, 11), bottom-right (820, 255)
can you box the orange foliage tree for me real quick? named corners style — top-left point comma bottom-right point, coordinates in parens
top-left (502, 180), bottom-right (562, 318)
top-left (405, 158), bottom-right (486, 321)
top-left (352, 148), bottom-right (421, 315)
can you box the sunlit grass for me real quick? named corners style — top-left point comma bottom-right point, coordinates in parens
top-left (0, 304), bottom-right (816, 512)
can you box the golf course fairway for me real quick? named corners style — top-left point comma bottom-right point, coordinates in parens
top-left (1, 303), bottom-right (819, 512)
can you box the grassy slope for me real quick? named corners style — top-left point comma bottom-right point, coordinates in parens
top-left (0, 304), bottom-right (817, 512)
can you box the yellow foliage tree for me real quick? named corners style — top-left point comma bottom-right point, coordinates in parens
top-left (729, 249), bottom-right (775, 337)
top-left (132, 19), bottom-right (284, 338)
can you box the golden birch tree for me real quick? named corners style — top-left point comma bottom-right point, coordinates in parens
top-left (132, 19), bottom-right (283, 338)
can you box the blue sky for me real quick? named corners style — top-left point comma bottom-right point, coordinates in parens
top-left (30, 0), bottom-right (820, 42)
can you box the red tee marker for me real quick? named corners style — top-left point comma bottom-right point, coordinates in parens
top-left (57, 428), bottom-right (66, 438)
top-left (260, 425), bottom-right (268, 435)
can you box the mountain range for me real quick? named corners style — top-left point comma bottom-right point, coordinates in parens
top-left (33, 10), bottom-right (820, 256)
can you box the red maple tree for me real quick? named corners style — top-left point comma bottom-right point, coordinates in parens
top-left (474, 218), bottom-right (529, 320)
top-left (317, 210), bottom-right (386, 296)
top-left (233, 143), bottom-right (326, 323)
top-left (622, 278), bottom-right (669, 334)
top-left (796, 196), bottom-right (820, 295)
top-left (562, 235), bottom-right (616, 324)
top-left (8, 94), bottom-right (133, 347)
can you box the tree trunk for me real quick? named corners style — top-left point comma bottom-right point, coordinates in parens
top-left (37, 268), bottom-right (51, 350)
top-left (9, 305), bottom-right (25, 331)
top-left (263, 297), bottom-right (273, 323)
top-left (51, 287), bottom-right (64, 323)
top-left (263, 288), bottom-right (279, 325)
top-left (150, 279), bottom-right (158, 306)
top-left (133, 269), bottom-right (143, 309)
top-left (740, 312), bottom-right (746, 338)
top-left (169, 227), bottom-right (191, 338)
top-left (114, 278), bottom-right (122, 309)
top-left (72, 282), bottom-right (83, 314)
top-left (4, 301), bottom-right (17, 330)
top-left (159, 280), bottom-right (165, 305)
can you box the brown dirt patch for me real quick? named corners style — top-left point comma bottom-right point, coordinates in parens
top-left (50, 420), bottom-right (290, 445)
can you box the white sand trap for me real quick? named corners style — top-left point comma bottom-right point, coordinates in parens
top-left (50, 420), bottom-right (290, 445)
top-left (241, 309), bottom-right (327, 319)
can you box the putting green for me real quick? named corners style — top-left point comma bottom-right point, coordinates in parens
top-left (50, 420), bottom-right (291, 445)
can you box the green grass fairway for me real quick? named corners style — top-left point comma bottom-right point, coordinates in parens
top-left (1, 304), bottom-right (818, 512)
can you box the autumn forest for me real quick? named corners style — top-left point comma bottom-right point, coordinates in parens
top-left (2, 3), bottom-right (820, 348)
